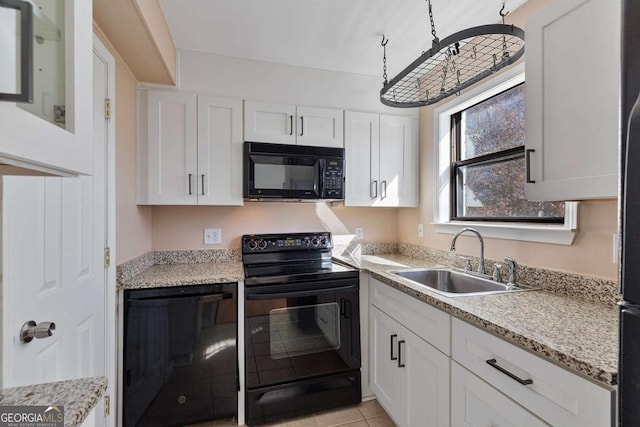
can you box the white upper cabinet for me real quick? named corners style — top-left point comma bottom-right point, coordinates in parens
top-left (244, 100), bottom-right (343, 147)
top-left (138, 89), bottom-right (243, 206)
top-left (345, 112), bottom-right (418, 207)
top-left (0, 0), bottom-right (93, 176)
top-left (525, 0), bottom-right (619, 201)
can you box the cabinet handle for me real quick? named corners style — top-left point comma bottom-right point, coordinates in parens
top-left (381, 181), bottom-right (387, 199)
top-left (486, 358), bottom-right (533, 385)
top-left (201, 174), bottom-right (205, 195)
top-left (188, 174), bottom-right (193, 195)
top-left (371, 180), bottom-right (378, 199)
top-left (300, 116), bottom-right (304, 136)
top-left (398, 340), bottom-right (406, 368)
top-left (390, 334), bottom-right (397, 360)
top-left (289, 115), bottom-right (293, 135)
top-left (525, 149), bottom-right (536, 183)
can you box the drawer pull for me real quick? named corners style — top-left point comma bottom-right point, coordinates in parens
top-left (486, 358), bottom-right (533, 385)
top-left (398, 340), bottom-right (406, 368)
top-left (390, 334), bottom-right (398, 360)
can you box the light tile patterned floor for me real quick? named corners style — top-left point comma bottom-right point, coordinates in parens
top-left (187, 399), bottom-right (396, 427)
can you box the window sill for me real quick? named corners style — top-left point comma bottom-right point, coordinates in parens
top-left (432, 221), bottom-right (576, 245)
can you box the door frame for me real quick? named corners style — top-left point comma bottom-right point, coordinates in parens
top-left (92, 34), bottom-right (117, 427)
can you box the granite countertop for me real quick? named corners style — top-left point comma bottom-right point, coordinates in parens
top-left (117, 249), bottom-right (618, 388)
top-left (336, 253), bottom-right (619, 388)
top-left (0, 377), bottom-right (107, 427)
top-left (118, 261), bottom-right (244, 290)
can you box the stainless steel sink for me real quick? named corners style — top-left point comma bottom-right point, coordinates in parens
top-left (389, 267), bottom-right (534, 297)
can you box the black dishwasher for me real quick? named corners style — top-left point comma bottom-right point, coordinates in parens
top-left (123, 283), bottom-right (237, 427)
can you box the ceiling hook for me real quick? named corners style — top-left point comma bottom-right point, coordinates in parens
top-left (499, 2), bottom-right (509, 23)
top-left (381, 34), bottom-right (389, 47)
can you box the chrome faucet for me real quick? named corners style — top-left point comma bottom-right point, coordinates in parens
top-left (450, 228), bottom-right (485, 275)
top-left (504, 257), bottom-right (519, 285)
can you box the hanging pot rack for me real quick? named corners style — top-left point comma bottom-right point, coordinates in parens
top-left (380, 1), bottom-right (525, 108)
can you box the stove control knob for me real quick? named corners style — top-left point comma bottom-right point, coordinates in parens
top-left (257, 239), bottom-right (268, 250)
top-left (311, 237), bottom-right (320, 247)
top-left (320, 236), bottom-right (328, 246)
top-left (246, 239), bottom-right (258, 250)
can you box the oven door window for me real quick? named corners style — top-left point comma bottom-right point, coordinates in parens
top-left (269, 302), bottom-right (340, 359)
top-left (248, 154), bottom-right (320, 197)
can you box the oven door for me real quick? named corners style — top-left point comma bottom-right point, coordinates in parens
top-left (244, 278), bottom-right (360, 390)
top-left (244, 151), bottom-right (323, 199)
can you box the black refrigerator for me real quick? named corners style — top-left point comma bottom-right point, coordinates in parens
top-left (619, 1), bottom-right (640, 425)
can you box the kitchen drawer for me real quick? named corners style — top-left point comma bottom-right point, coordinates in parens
top-left (451, 361), bottom-right (549, 427)
top-left (370, 278), bottom-right (450, 355)
top-left (452, 318), bottom-right (614, 427)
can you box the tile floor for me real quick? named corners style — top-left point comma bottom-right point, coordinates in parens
top-left (188, 399), bottom-right (396, 427)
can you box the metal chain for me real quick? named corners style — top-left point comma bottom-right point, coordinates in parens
top-left (381, 35), bottom-right (389, 86)
top-left (428, 0), bottom-right (437, 39)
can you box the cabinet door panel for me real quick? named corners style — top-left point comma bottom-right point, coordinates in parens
top-left (525, 0), bottom-right (619, 200)
top-left (197, 96), bottom-right (243, 205)
top-left (401, 328), bottom-right (450, 427)
top-left (380, 115), bottom-right (418, 207)
top-left (244, 100), bottom-right (296, 144)
top-left (451, 362), bottom-right (549, 427)
top-left (296, 106), bottom-right (344, 148)
top-left (344, 111), bottom-right (379, 206)
top-left (369, 306), bottom-right (401, 423)
top-left (147, 91), bottom-right (198, 204)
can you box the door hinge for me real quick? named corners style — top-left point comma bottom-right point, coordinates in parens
top-left (105, 98), bottom-right (112, 120)
top-left (104, 395), bottom-right (110, 417)
top-left (104, 247), bottom-right (111, 268)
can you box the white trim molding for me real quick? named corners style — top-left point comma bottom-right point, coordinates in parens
top-left (432, 63), bottom-right (577, 246)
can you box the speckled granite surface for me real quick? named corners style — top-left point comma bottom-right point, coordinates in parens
top-left (118, 261), bottom-right (244, 290)
top-left (117, 249), bottom-right (243, 290)
top-left (335, 252), bottom-right (619, 387)
top-left (0, 377), bottom-right (107, 427)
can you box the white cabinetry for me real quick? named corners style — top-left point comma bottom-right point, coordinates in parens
top-left (369, 279), bottom-right (450, 427)
top-left (0, 1), bottom-right (93, 176)
top-left (138, 89), bottom-right (243, 205)
top-left (452, 318), bottom-right (614, 427)
top-left (451, 361), bottom-right (549, 427)
top-left (525, 0), bottom-right (619, 201)
top-left (244, 100), bottom-right (343, 147)
top-left (344, 112), bottom-right (418, 207)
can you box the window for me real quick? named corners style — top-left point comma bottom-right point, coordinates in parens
top-left (433, 64), bottom-right (577, 245)
top-left (450, 83), bottom-right (565, 222)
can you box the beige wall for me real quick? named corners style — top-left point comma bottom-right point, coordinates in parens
top-left (398, 0), bottom-right (619, 281)
top-left (152, 203), bottom-right (398, 250)
top-left (95, 26), bottom-right (153, 264)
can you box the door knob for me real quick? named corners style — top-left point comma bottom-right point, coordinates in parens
top-left (20, 320), bottom-right (56, 343)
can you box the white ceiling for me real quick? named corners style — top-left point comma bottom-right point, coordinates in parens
top-left (160, 0), bottom-right (528, 78)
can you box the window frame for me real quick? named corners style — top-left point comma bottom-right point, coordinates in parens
top-left (432, 63), bottom-right (577, 245)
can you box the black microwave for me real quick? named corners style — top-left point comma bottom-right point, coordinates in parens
top-left (243, 141), bottom-right (344, 201)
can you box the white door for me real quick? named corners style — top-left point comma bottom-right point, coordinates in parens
top-left (400, 328), bottom-right (450, 427)
top-left (379, 115), bottom-right (418, 207)
top-left (369, 306), bottom-right (401, 424)
top-left (244, 100), bottom-right (296, 144)
top-left (2, 39), bottom-right (110, 411)
top-left (296, 106), bottom-right (344, 148)
top-left (344, 111), bottom-right (379, 207)
top-left (197, 95), bottom-right (244, 206)
top-left (146, 90), bottom-right (198, 204)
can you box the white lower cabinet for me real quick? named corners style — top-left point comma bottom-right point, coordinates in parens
top-left (451, 361), bottom-right (549, 427)
top-left (369, 279), bottom-right (450, 427)
top-left (452, 318), bottom-right (614, 427)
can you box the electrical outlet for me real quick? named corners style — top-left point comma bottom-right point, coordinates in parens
top-left (355, 227), bottom-right (364, 240)
top-left (418, 223), bottom-right (424, 238)
top-left (204, 228), bottom-right (222, 245)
